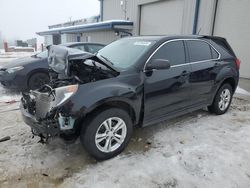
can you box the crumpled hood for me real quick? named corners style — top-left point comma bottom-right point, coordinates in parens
top-left (48, 45), bottom-right (94, 76)
top-left (0, 56), bottom-right (46, 69)
top-left (47, 45), bottom-right (117, 77)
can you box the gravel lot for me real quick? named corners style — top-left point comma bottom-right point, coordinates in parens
top-left (0, 53), bottom-right (250, 188)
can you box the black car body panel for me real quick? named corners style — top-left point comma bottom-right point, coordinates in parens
top-left (0, 57), bottom-right (48, 89)
top-left (20, 35), bottom-right (239, 140)
top-left (0, 42), bottom-right (105, 90)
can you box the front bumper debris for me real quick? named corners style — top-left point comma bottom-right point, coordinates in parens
top-left (20, 89), bottom-right (77, 143)
top-left (21, 90), bottom-right (61, 142)
top-left (20, 103), bottom-right (60, 142)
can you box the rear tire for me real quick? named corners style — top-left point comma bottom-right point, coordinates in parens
top-left (28, 72), bottom-right (49, 90)
top-left (208, 83), bottom-right (233, 115)
top-left (80, 108), bottom-right (133, 160)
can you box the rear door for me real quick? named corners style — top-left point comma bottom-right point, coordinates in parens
top-left (186, 40), bottom-right (220, 105)
top-left (144, 40), bottom-right (192, 124)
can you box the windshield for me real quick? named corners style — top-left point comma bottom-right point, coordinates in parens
top-left (97, 38), bottom-right (155, 70)
top-left (36, 50), bottom-right (48, 58)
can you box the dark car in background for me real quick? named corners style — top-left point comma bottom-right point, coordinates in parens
top-left (0, 42), bottom-right (105, 90)
top-left (20, 35), bottom-right (240, 160)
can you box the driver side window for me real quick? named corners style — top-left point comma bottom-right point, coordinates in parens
top-left (151, 41), bottom-right (186, 66)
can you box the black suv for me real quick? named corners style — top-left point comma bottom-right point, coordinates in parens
top-left (20, 35), bottom-right (240, 160)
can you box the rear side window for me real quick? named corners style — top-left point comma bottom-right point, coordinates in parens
top-left (187, 41), bottom-right (214, 62)
top-left (151, 41), bottom-right (185, 66)
top-left (71, 45), bottom-right (86, 52)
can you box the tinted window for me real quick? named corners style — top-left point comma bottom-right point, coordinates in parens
top-left (72, 45), bottom-right (86, 52)
top-left (151, 41), bottom-right (185, 66)
top-left (211, 46), bottom-right (219, 59)
top-left (86, 44), bottom-right (104, 54)
top-left (187, 41), bottom-right (213, 62)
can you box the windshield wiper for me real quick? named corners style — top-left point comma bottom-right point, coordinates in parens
top-left (99, 54), bottom-right (114, 65)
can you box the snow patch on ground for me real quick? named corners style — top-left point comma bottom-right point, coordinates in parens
top-left (0, 95), bottom-right (249, 187)
top-left (0, 95), bottom-right (20, 103)
top-left (236, 87), bottom-right (250, 95)
top-left (0, 86), bottom-right (21, 103)
top-left (0, 83), bottom-right (250, 187)
top-left (61, 97), bottom-right (250, 188)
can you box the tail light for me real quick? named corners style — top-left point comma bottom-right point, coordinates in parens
top-left (235, 58), bottom-right (241, 69)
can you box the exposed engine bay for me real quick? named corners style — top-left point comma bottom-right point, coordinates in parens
top-left (47, 45), bottom-right (118, 88)
top-left (49, 58), bottom-right (117, 88)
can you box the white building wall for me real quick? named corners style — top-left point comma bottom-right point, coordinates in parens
top-left (61, 34), bottom-right (68, 44)
top-left (66, 34), bottom-right (78, 42)
top-left (182, 0), bottom-right (196, 34)
top-left (80, 31), bottom-right (120, 44)
top-left (196, 0), bottom-right (217, 35)
top-left (44, 35), bottom-right (53, 46)
top-left (103, 0), bottom-right (197, 35)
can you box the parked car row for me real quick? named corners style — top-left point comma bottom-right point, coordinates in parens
top-left (8, 35), bottom-right (240, 160)
top-left (0, 42), bottom-right (105, 90)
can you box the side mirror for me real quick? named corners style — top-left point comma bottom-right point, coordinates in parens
top-left (146, 59), bottom-right (171, 71)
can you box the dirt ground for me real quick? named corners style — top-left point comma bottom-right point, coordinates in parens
top-left (0, 86), bottom-right (249, 188)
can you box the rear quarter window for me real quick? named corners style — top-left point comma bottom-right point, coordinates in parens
top-left (211, 46), bottom-right (219, 59)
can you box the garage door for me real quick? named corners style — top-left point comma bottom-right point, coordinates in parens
top-left (140, 0), bottom-right (184, 35)
top-left (213, 0), bottom-right (250, 78)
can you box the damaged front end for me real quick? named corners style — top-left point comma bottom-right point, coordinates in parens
top-left (21, 84), bottom-right (78, 143)
top-left (20, 45), bottom-right (118, 143)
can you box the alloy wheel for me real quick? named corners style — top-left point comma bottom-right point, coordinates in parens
top-left (218, 88), bottom-right (231, 111)
top-left (95, 117), bottom-right (127, 153)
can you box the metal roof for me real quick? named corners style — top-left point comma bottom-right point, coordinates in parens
top-left (37, 20), bottom-right (133, 36)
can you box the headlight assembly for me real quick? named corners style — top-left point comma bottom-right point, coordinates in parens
top-left (55, 85), bottom-right (78, 106)
top-left (6, 66), bottom-right (24, 73)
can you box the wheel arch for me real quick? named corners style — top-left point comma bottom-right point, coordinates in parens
top-left (86, 100), bottom-right (137, 125)
top-left (75, 99), bottom-right (138, 136)
top-left (210, 76), bottom-right (237, 105)
top-left (220, 77), bottom-right (237, 93)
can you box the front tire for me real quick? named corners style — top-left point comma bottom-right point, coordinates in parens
top-left (208, 83), bottom-right (233, 115)
top-left (81, 108), bottom-right (133, 160)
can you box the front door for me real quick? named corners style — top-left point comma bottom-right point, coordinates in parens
top-left (143, 40), bottom-right (192, 124)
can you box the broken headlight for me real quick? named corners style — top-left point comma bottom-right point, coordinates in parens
top-left (55, 85), bottom-right (78, 106)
